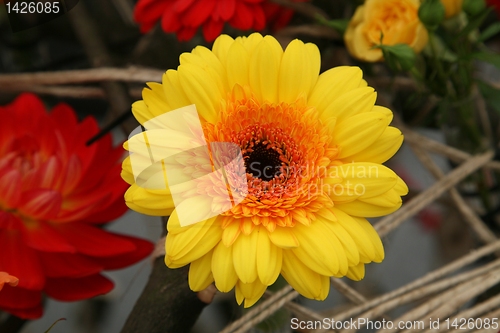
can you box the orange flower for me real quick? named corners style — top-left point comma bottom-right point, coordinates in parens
top-left (0, 272), bottom-right (19, 291)
top-left (344, 0), bottom-right (429, 62)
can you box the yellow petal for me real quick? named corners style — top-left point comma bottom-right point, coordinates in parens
top-left (268, 226), bottom-right (299, 249)
top-left (178, 63), bottom-right (221, 123)
top-left (189, 250), bottom-right (214, 291)
top-left (331, 208), bottom-right (376, 261)
top-left (346, 262), bottom-right (365, 281)
top-left (278, 39), bottom-right (320, 103)
top-left (318, 87), bottom-right (376, 123)
top-left (309, 66), bottom-right (364, 113)
top-left (354, 217), bottom-right (384, 262)
top-left (360, 188), bottom-right (403, 207)
top-left (292, 220), bottom-right (344, 276)
top-left (143, 82), bottom-right (169, 109)
top-left (124, 184), bottom-right (174, 216)
top-left (316, 210), bottom-right (360, 266)
top-left (180, 50), bottom-right (228, 98)
top-left (327, 163), bottom-right (399, 202)
top-left (394, 176), bottom-right (409, 196)
top-left (166, 215), bottom-right (221, 263)
top-left (212, 241), bottom-right (238, 292)
top-left (342, 126), bottom-right (403, 164)
top-left (121, 155), bottom-right (135, 185)
top-left (239, 32), bottom-right (264, 54)
top-left (162, 70), bottom-right (195, 110)
top-left (222, 220), bottom-right (241, 247)
top-left (235, 279), bottom-right (267, 308)
top-left (225, 41), bottom-right (250, 90)
top-left (249, 39), bottom-right (280, 104)
top-left (333, 111), bottom-right (389, 158)
top-left (233, 229), bottom-right (259, 283)
top-left (131, 100), bottom-right (156, 126)
top-left (281, 250), bottom-right (330, 300)
top-left (256, 228), bottom-right (282, 285)
top-left (335, 199), bottom-right (402, 218)
top-left (212, 34), bottom-right (235, 66)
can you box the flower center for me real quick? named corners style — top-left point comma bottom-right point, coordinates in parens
top-left (244, 142), bottom-right (282, 181)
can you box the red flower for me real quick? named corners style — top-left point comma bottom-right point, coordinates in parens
top-left (0, 94), bottom-right (153, 319)
top-left (133, 0), bottom-right (300, 42)
top-left (487, 0), bottom-right (500, 16)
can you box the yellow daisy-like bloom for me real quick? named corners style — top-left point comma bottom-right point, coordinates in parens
top-left (122, 33), bottom-right (408, 307)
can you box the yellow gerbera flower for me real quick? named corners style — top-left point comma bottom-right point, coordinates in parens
top-left (122, 33), bottom-right (408, 307)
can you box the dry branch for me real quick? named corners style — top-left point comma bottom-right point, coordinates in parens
top-left (375, 151), bottom-right (495, 237)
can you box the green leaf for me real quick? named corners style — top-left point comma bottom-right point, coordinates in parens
top-left (457, 7), bottom-right (491, 39)
top-left (478, 81), bottom-right (500, 114)
top-left (376, 44), bottom-right (417, 72)
top-left (316, 16), bottom-right (349, 35)
top-left (423, 33), bottom-right (458, 62)
top-left (479, 22), bottom-right (500, 42)
top-left (471, 52), bottom-right (500, 69)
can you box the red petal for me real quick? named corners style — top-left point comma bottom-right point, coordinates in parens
top-left (159, 2), bottom-right (181, 32)
top-left (18, 189), bottom-right (62, 220)
top-left (133, 0), bottom-right (169, 30)
top-left (0, 230), bottom-right (45, 290)
top-left (45, 274), bottom-right (114, 301)
top-left (229, 1), bottom-right (254, 30)
top-left (0, 212), bottom-right (23, 230)
top-left (55, 191), bottom-right (110, 223)
top-left (180, 0), bottom-right (216, 28)
top-left (49, 103), bottom-right (78, 136)
top-left (203, 19), bottom-right (224, 41)
top-left (39, 252), bottom-right (103, 278)
top-left (60, 155), bottom-right (83, 196)
top-left (92, 235), bottom-right (153, 270)
top-left (0, 110), bottom-right (15, 156)
top-left (50, 223), bottom-right (137, 257)
top-left (177, 26), bottom-right (198, 41)
top-left (20, 220), bottom-right (76, 253)
top-left (1, 304), bottom-right (43, 319)
top-left (84, 189), bottom-right (128, 224)
top-left (0, 286), bottom-right (42, 318)
top-left (173, 0), bottom-right (196, 12)
top-left (7, 94), bottom-right (48, 131)
top-left (214, 0), bottom-right (235, 21)
top-left (36, 156), bottom-right (62, 189)
top-left (252, 4), bottom-right (266, 30)
top-left (0, 169), bottom-right (21, 208)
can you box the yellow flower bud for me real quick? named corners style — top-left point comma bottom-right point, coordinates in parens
top-left (344, 0), bottom-right (429, 62)
top-left (441, 0), bottom-right (464, 18)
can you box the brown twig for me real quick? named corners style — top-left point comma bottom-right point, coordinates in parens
top-left (319, 240), bottom-right (500, 329)
top-left (409, 145), bottom-right (498, 247)
top-left (375, 151), bottom-right (495, 237)
top-left (220, 285), bottom-right (297, 333)
top-left (68, 2), bottom-right (139, 134)
top-left (269, 0), bottom-right (330, 21)
top-left (0, 67), bottom-right (163, 87)
top-left (2, 85), bottom-right (143, 99)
